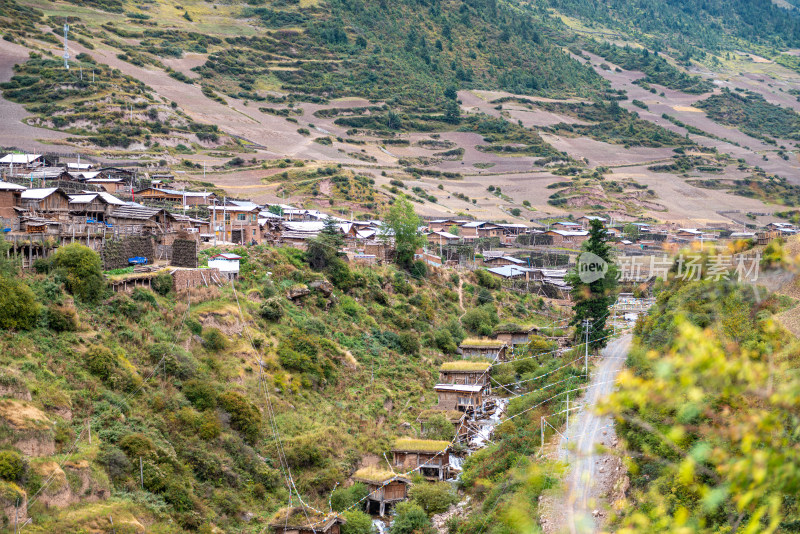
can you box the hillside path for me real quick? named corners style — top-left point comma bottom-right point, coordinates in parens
top-left (560, 334), bottom-right (632, 534)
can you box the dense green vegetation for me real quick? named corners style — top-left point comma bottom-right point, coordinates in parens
top-left (0, 237), bottom-right (564, 532)
top-left (608, 266), bottom-right (800, 531)
top-left (696, 88), bottom-right (800, 142)
top-left (188, 0), bottom-right (607, 108)
top-left (546, 0), bottom-right (800, 51)
top-left (688, 174), bottom-right (800, 207)
top-left (583, 41), bottom-right (714, 94)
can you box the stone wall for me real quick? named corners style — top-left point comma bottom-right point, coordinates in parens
top-left (172, 239), bottom-right (198, 268)
top-left (102, 236), bottom-right (155, 270)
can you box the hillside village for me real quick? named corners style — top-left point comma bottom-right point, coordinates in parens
top-left (1, 152), bottom-right (792, 289)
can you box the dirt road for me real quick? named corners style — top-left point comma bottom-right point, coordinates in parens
top-left (561, 334), bottom-right (631, 534)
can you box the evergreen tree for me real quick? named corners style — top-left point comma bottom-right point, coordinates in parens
top-left (306, 217), bottom-right (344, 270)
top-left (566, 219), bottom-right (618, 349)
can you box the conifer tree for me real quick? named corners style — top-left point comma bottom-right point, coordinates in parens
top-left (566, 219), bottom-right (618, 349)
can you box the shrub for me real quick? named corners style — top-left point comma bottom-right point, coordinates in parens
top-left (0, 276), bottom-right (39, 330)
top-left (390, 502), bottom-right (433, 534)
top-left (186, 318), bottom-right (203, 336)
top-left (218, 391), bottom-right (261, 444)
top-left (341, 509), bottom-right (373, 534)
top-left (119, 433), bottom-right (156, 457)
top-left (46, 304), bottom-right (79, 332)
top-left (152, 272), bottom-right (173, 296)
top-left (410, 482), bottom-right (458, 515)
top-left (259, 298), bottom-right (284, 321)
top-left (52, 244), bottom-right (105, 302)
top-left (0, 450), bottom-right (24, 481)
top-left (203, 328), bottom-right (228, 351)
top-left (331, 482), bottom-right (369, 511)
top-left (183, 379), bottom-right (217, 410)
top-left (476, 287), bottom-right (494, 305)
top-left (398, 332), bottom-right (420, 355)
top-left (461, 307), bottom-right (498, 334)
top-left (422, 413), bottom-right (454, 441)
top-left (475, 269), bottom-right (501, 290)
top-left (433, 329), bottom-right (457, 354)
top-left (98, 444), bottom-right (130, 482)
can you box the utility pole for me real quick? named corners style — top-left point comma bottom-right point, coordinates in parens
top-left (583, 318), bottom-right (591, 376)
top-left (565, 392), bottom-right (569, 435)
top-left (139, 457), bottom-right (143, 489)
top-left (62, 24), bottom-right (70, 70)
top-left (540, 415), bottom-right (544, 451)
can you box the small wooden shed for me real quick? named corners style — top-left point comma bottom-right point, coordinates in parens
top-left (268, 507), bottom-right (345, 534)
top-left (434, 383), bottom-right (484, 413)
top-left (459, 338), bottom-right (508, 361)
top-left (493, 325), bottom-right (538, 347)
top-left (352, 466), bottom-right (412, 517)
top-left (391, 438), bottom-right (450, 480)
top-left (439, 361), bottom-right (492, 392)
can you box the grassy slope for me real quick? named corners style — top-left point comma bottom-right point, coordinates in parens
top-left (0, 245), bottom-right (565, 532)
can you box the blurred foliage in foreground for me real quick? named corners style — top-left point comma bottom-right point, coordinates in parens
top-left (603, 270), bottom-right (800, 532)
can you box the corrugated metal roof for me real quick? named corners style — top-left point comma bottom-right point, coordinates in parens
top-left (0, 181), bottom-right (26, 191)
top-left (21, 187), bottom-right (60, 200)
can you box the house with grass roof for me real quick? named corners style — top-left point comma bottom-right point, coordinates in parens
top-left (391, 438), bottom-right (451, 480)
top-left (458, 338), bottom-right (508, 361)
top-left (438, 361), bottom-right (492, 393)
top-left (352, 466), bottom-right (412, 516)
top-left (493, 324), bottom-right (539, 347)
top-left (268, 506), bottom-right (345, 534)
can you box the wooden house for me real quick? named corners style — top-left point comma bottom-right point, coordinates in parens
top-left (459, 338), bottom-right (508, 361)
top-left (352, 466), bottom-right (412, 516)
top-left (427, 219), bottom-right (469, 233)
top-left (576, 216), bottom-right (607, 228)
top-left (552, 221), bottom-right (583, 230)
top-left (172, 214), bottom-right (211, 235)
top-left (417, 409), bottom-right (468, 441)
top-left (86, 178), bottom-right (125, 193)
top-left (19, 188), bottom-right (70, 218)
top-left (493, 325), bottom-right (538, 347)
top-left (268, 507), bottom-right (345, 534)
top-left (0, 153), bottom-right (52, 169)
top-left (20, 215), bottom-right (61, 235)
top-left (675, 228), bottom-right (703, 240)
top-left (434, 383), bottom-right (484, 413)
top-left (438, 361), bottom-right (491, 393)
top-left (135, 187), bottom-right (216, 206)
top-left (210, 205), bottom-right (261, 244)
top-left (0, 181), bottom-right (25, 220)
top-left (107, 205), bottom-right (172, 235)
top-left (460, 221), bottom-right (505, 240)
top-left (426, 231), bottom-right (460, 247)
top-left (482, 255), bottom-right (526, 267)
top-left (68, 192), bottom-right (125, 222)
top-left (97, 167), bottom-right (135, 181)
top-left (543, 229), bottom-right (589, 246)
top-left (391, 438), bottom-right (451, 480)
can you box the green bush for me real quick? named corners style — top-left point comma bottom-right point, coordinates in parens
top-left (186, 317), bottom-right (203, 336)
top-left (46, 304), bottom-right (79, 332)
top-left (0, 450), bottom-right (24, 481)
top-left (477, 287), bottom-right (494, 305)
top-left (341, 509), bottom-right (373, 534)
top-left (203, 328), bottom-right (228, 351)
top-left (398, 331), bottom-right (420, 355)
top-left (52, 244), bottom-right (105, 303)
top-left (152, 272), bottom-right (173, 296)
top-left (218, 391), bottom-right (261, 444)
top-left (0, 275), bottom-right (39, 330)
top-left (409, 481), bottom-right (458, 515)
top-left (422, 413), bottom-right (454, 441)
top-left (475, 269), bottom-right (501, 290)
top-left (434, 329), bottom-right (457, 354)
top-left (331, 482), bottom-right (369, 511)
top-left (183, 379), bottom-right (218, 410)
top-left (461, 306), bottom-right (498, 335)
top-left (390, 502), bottom-right (433, 534)
top-left (119, 433), bottom-right (156, 457)
top-left (259, 298), bottom-right (284, 321)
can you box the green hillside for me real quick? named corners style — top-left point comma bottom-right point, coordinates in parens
top-left (0, 239), bottom-right (563, 532)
